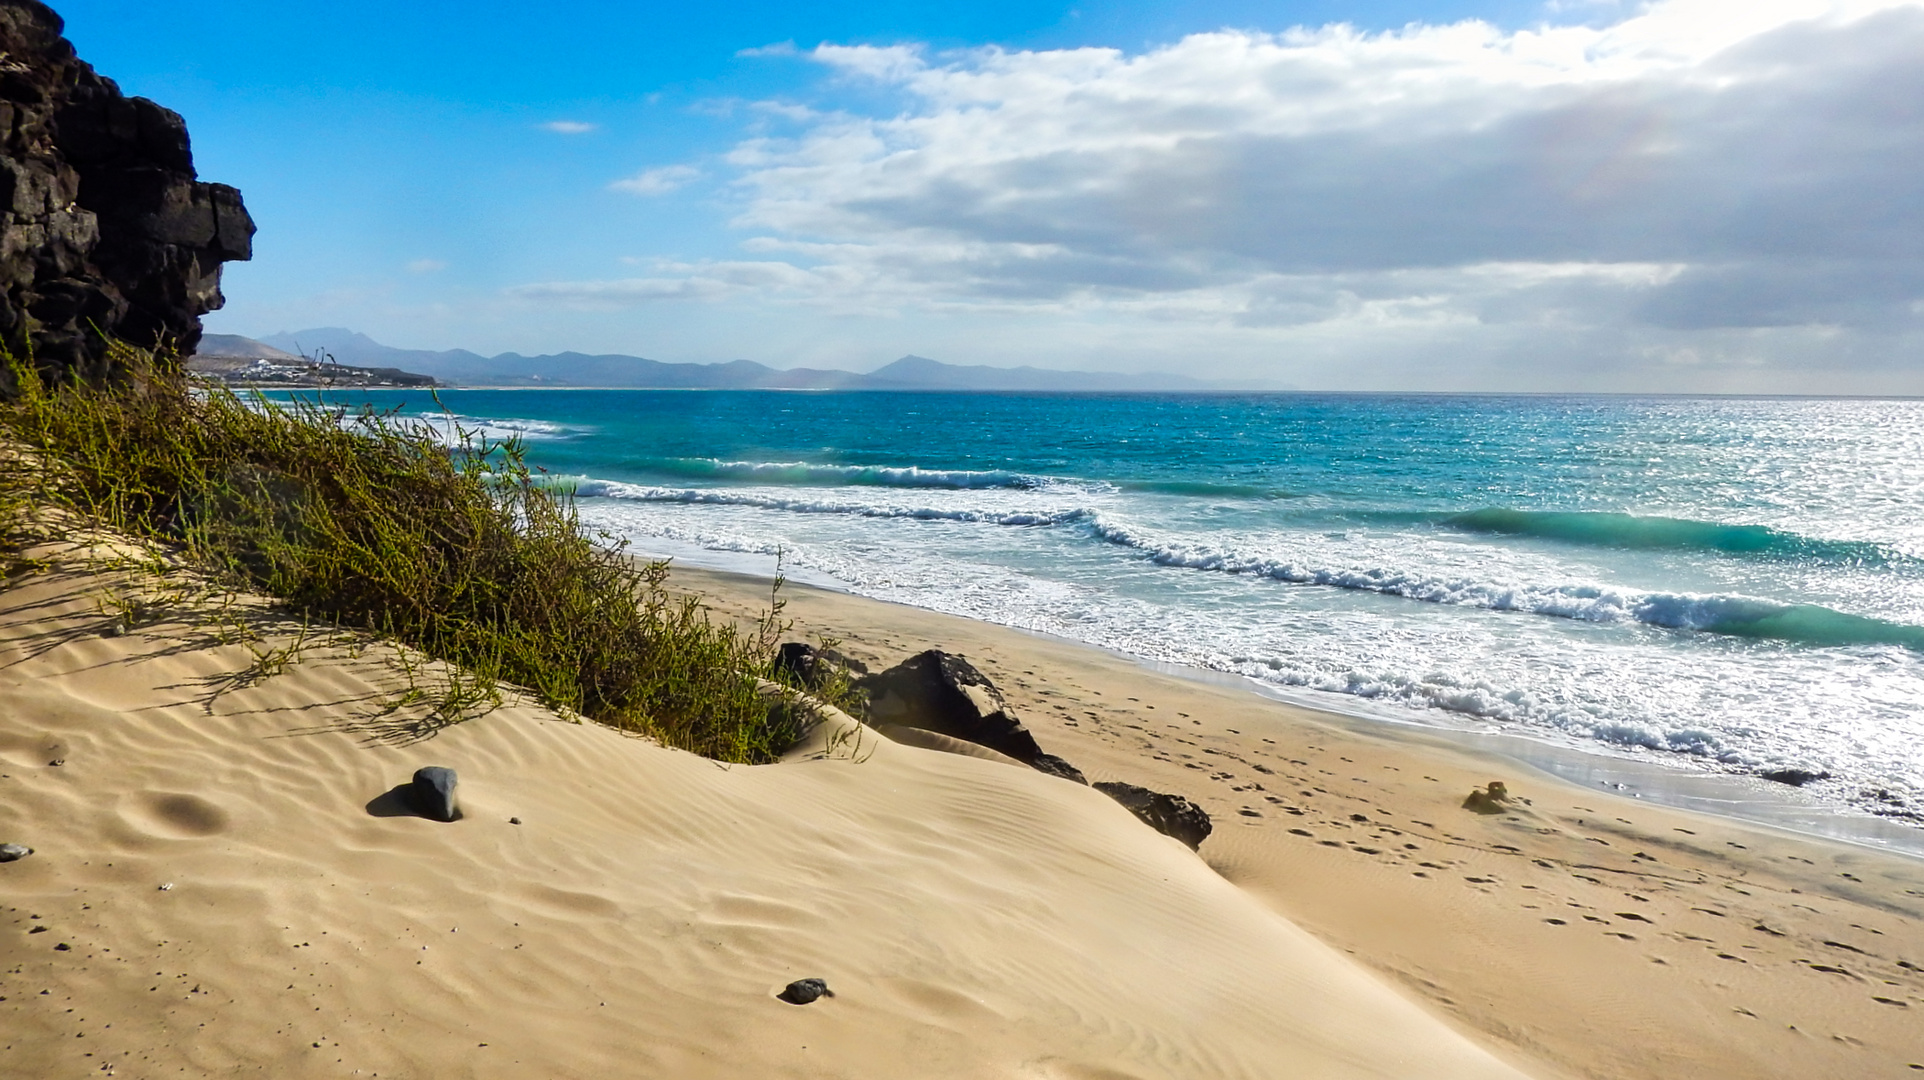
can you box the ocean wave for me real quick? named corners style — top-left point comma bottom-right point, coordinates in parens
top-left (636, 457), bottom-right (1097, 491)
top-left (1119, 478), bottom-right (1299, 500)
top-left (1442, 508), bottom-right (1906, 565)
top-left (573, 479), bottom-right (1093, 527)
top-left (1089, 518), bottom-right (1924, 651)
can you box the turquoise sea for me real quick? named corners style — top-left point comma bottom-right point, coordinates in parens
top-left (302, 389), bottom-right (1924, 830)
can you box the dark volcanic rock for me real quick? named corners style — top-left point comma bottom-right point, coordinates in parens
top-left (1759, 768), bottom-right (1831, 787)
top-left (1094, 781), bottom-right (1213, 850)
top-left (773, 641), bottom-right (867, 690)
top-left (859, 650), bottom-right (1084, 783)
top-left (0, 841), bottom-right (31, 861)
top-left (407, 766), bottom-right (460, 822)
top-left (774, 642), bottom-right (821, 686)
top-left (0, 0), bottom-right (252, 385)
top-left (1030, 752), bottom-right (1088, 785)
top-left (777, 977), bottom-right (832, 1005)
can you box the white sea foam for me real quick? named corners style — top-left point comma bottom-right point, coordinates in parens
top-left (402, 412), bottom-right (584, 443)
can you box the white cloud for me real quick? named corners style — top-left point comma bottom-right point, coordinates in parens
top-left (515, 0), bottom-right (1924, 387)
top-left (508, 259), bottom-right (850, 309)
top-left (609, 164), bottom-right (701, 196)
top-left (406, 258), bottom-right (447, 274)
top-left (542, 120), bottom-right (598, 134)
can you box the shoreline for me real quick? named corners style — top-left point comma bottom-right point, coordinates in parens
top-left (648, 540), bottom-right (1924, 861)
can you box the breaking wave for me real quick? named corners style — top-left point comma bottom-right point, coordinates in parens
top-left (1443, 508), bottom-right (1905, 565)
top-left (565, 474), bottom-right (1924, 652)
top-left (1089, 519), bottom-right (1924, 651)
top-left (573, 479), bottom-right (1092, 527)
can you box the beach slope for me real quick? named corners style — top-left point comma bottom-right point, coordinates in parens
top-left (0, 551), bottom-right (1531, 1079)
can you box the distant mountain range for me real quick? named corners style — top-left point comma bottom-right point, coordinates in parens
top-left (194, 328), bottom-right (1255, 392)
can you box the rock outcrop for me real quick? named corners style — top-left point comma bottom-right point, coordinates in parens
top-left (0, 0), bottom-right (252, 386)
top-left (1092, 782), bottom-right (1213, 850)
top-left (859, 650), bottom-right (1088, 784)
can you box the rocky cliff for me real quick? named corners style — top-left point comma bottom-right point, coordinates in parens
top-left (0, 0), bottom-right (252, 385)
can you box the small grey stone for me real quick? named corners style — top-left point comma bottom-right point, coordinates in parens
top-left (0, 843), bottom-right (31, 863)
top-left (509, 817), bottom-right (521, 825)
top-left (408, 767), bottom-right (459, 822)
top-left (777, 978), bottom-right (832, 1005)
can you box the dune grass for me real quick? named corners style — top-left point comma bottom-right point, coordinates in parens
top-left (0, 341), bottom-right (852, 762)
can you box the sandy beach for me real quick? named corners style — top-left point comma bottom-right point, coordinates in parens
top-left (3, 544), bottom-right (1921, 1079)
top-left (678, 563), bottom-right (1924, 1079)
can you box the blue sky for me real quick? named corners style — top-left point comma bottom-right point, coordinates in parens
top-left (58, 0), bottom-right (1924, 391)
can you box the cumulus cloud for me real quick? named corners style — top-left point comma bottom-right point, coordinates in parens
top-left (516, 0), bottom-right (1924, 386)
top-left (609, 164), bottom-right (701, 195)
top-left (542, 120), bottom-right (598, 134)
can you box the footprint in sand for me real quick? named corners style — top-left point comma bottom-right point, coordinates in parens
top-left (1028, 1059), bottom-right (1150, 1080)
top-left (120, 792), bottom-right (231, 839)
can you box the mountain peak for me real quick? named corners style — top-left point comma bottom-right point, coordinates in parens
top-left (868, 354), bottom-right (947, 377)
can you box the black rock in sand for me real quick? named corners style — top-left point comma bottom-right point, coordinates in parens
top-left (778, 978), bottom-right (832, 1005)
top-left (408, 766), bottom-right (460, 822)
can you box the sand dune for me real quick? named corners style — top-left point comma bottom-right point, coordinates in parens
top-left (0, 551), bottom-right (1532, 1079)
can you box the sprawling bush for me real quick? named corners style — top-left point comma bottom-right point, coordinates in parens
top-left (0, 342), bottom-right (837, 762)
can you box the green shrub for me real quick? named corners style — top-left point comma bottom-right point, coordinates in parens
top-left (0, 341), bottom-right (840, 762)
